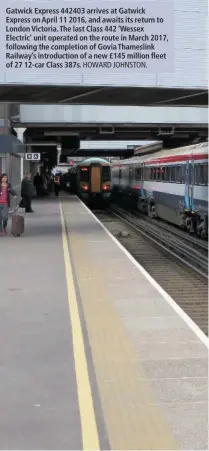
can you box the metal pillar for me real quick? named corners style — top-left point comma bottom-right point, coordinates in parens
top-left (3, 104), bottom-right (11, 134)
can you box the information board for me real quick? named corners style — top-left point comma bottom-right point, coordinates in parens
top-left (1, 1), bottom-right (173, 78)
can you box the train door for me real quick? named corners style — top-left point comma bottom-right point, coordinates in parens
top-left (119, 167), bottom-right (122, 189)
top-left (129, 165), bottom-right (133, 194)
top-left (184, 159), bottom-right (194, 210)
top-left (190, 158), bottom-right (195, 211)
top-left (91, 165), bottom-right (101, 192)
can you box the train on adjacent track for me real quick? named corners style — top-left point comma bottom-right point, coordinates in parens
top-left (69, 157), bottom-right (112, 205)
top-left (112, 142), bottom-right (208, 238)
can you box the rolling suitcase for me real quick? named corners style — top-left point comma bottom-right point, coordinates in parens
top-left (11, 207), bottom-right (24, 237)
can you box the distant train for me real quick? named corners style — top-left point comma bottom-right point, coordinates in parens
top-left (70, 157), bottom-right (112, 204)
top-left (112, 142), bottom-right (208, 238)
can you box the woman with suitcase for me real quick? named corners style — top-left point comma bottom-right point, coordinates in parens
top-left (0, 173), bottom-right (17, 236)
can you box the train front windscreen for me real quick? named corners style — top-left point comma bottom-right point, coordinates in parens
top-left (80, 167), bottom-right (89, 181)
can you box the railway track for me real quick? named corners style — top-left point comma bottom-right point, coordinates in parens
top-left (110, 205), bottom-right (208, 278)
top-left (92, 206), bottom-right (208, 336)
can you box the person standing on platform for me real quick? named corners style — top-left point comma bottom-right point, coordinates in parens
top-left (33, 172), bottom-right (43, 197)
top-left (21, 172), bottom-right (34, 213)
top-left (54, 173), bottom-right (61, 196)
top-left (0, 173), bottom-right (17, 236)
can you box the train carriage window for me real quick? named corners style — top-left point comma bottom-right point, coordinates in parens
top-left (181, 165), bottom-right (185, 183)
top-left (157, 166), bottom-right (162, 182)
top-left (204, 164), bottom-right (208, 185)
top-left (145, 167), bottom-right (150, 180)
top-left (196, 163), bottom-right (208, 185)
top-left (154, 167), bottom-right (157, 180)
top-left (160, 167), bottom-right (165, 181)
top-left (176, 165), bottom-right (182, 183)
top-left (135, 167), bottom-right (142, 180)
top-left (156, 167), bottom-right (160, 181)
top-left (144, 167), bottom-right (148, 180)
top-left (165, 166), bottom-right (170, 182)
top-left (151, 167), bottom-right (156, 180)
top-left (150, 168), bottom-right (153, 180)
top-left (195, 165), bottom-right (198, 185)
top-left (170, 166), bottom-right (176, 182)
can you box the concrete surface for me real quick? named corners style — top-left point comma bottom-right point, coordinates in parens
top-left (63, 196), bottom-right (208, 451)
top-left (0, 199), bottom-right (81, 450)
top-left (0, 196), bottom-right (208, 450)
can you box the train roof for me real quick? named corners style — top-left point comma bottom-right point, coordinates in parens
top-left (112, 142), bottom-right (208, 166)
top-left (77, 157), bottom-right (111, 166)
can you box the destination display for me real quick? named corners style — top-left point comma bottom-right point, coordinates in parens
top-left (1, 1), bottom-right (173, 76)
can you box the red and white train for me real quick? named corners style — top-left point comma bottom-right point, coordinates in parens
top-left (112, 142), bottom-right (208, 238)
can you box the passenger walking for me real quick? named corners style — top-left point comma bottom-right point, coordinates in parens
top-left (0, 173), bottom-right (17, 236)
top-left (21, 172), bottom-right (34, 213)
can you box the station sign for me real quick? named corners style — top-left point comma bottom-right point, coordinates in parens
top-left (25, 153), bottom-right (41, 161)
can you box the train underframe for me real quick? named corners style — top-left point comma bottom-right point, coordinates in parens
top-left (79, 191), bottom-right (111, 208)
top-left (113, 188), bottom-right (208, 239)
top-left (141, 197), bottom-right (208, 239)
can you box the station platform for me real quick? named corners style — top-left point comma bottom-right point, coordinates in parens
top-left (0, 195), bottom-right (208, 450)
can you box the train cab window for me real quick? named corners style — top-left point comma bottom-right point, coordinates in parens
top-left (102, 166), bottom-right (110, 182)
top-left (80, 167), bottom-right (89, 181)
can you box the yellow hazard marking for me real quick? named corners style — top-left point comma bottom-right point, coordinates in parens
top-left (60, 200), bottom-right (100, 451)
top-left (62, 199), bottom-right (178, 450)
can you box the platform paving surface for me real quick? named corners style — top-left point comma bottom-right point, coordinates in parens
top-left (0, 199), bottom-right (82, 450)
top-left (0, 196), bottom-right (208, 450)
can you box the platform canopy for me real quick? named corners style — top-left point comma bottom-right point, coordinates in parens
top-left (4, 86), bottom-right (207, 106)
top-left (0, 135), bottom-right (25, 153)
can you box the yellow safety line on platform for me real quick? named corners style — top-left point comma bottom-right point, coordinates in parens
top-left (60, 200), bottom-right (100, 451)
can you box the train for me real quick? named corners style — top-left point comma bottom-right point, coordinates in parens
top-left (112, 142), bottom-right (208, 238)
top-left (69, 157), bottom-right (112, 205)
